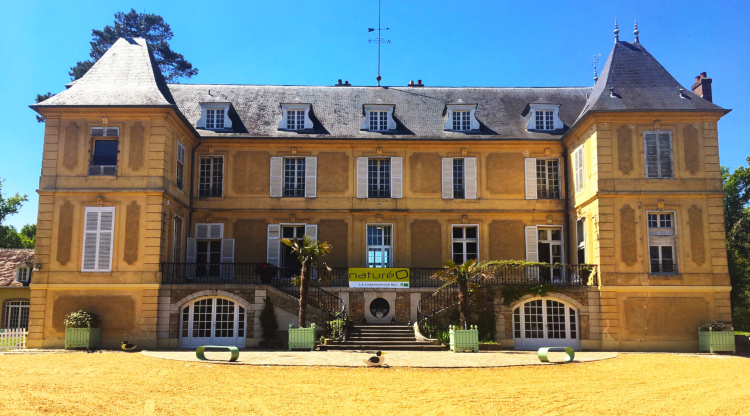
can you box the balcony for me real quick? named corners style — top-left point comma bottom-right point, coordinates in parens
top-left (160, 263), bottom-right (597, 287)
top-left (650, 262), bottom-right (679, 275)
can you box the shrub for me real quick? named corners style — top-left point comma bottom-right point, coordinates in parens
top-left (700, 321), bottom-right (727, 332)
top-left (259, 297), bottom-right (279, 341)
top-left (64, 310), bottom-right (101, 329)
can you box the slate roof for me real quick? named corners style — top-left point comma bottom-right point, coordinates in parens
top-left (578, 41), bottom-right (726, 120)
top-left (34, 37), bottom-right (174, 107)
top-left (0, 249), bottom-right (34, 287)
top-left (168, 85), bottom-right (591, 140)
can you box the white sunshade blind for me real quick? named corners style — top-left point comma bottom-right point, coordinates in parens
top-left (357, 157), bottom-right (369, 198)
top-left (525, 226), bottom-right (539, 262)
top-left (195, 223), bottom-right (223, 239)
top-left (304, 224), bottom-right (318, 240)
top-left (267, 224), bottom-right (281, 266)
top-left (81, 207), bottom-right (115, 272)
top-left (391, 157), bottom-right (403, 198)
top-left (270, 157), bottom-right (283, 197)
top-left (442, 158), bottom-right (454, 199)
top-left (574, 146), bottom-right (584, 193)
top-left (305, 156), bottom-right (317, 198)
top-left (524, 158), bottom-right (538, 200)
top-left (465, 157), bottom-right (477, 199)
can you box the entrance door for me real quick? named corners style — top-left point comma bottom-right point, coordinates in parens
top-left (513, 299), bottom-right (578, 350)
top-left (280, 225), bottom-right (305, 276)
top-left (537, 228), bottom-right (563, 284)
top-left (179, 297), bottom-right (246, 348)
top-left (196, 240), bottom-right (221, 278)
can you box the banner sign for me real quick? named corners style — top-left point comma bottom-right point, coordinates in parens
top-left (348, 268), bottom-right (410, 288)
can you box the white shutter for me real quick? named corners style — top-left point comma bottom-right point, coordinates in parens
top-left (270, 157), bottom-right (283, 197)
top-left (524, 158), bottom-right (538, 200)
top-left (305, 224), bottom-right (318, 240)
top-left (195, 223), bottom-right (209, 239)
top-left (644, 133), bottom-right (659, 178)
top-left (525, 226), bottom-right (539, 262)
top-left (391, 157), bottom-right (403, 198)
top-left (357, 157), bottom-right (369, 198)
top-left (97, 210), bottom-right (114, 271)
top-left (81, 207), bottom-right (115, 272)
top-left (209, 224), bottom-right (223, 239)
top-left (442, 158), bottom-right (454, 199)
top-left (267, 224), bottom-right (281, 266)
top-left (81, 210), bottom-right (100, 271)
top-left (186, 237), bottom-right (197, 263)
top-left (220, 238), bottom-right (235, 279)
top-left (658, 132), bottom-right (673, 179)
top-left (305, 156), bottom-right (317, 198)
top-left (574, 146), bottom-right (584, 193)
top-left (465, 157), bottom-right (477, 200)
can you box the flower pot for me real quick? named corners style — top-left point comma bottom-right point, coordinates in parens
top-left (449, 325), bottom-right (479, 353)
top-left (65, 328), bottom-right (101, 350)
top-left (288, 323), bottom-right (316, 351)
top-left (698, 327), bottom-right (735, 353)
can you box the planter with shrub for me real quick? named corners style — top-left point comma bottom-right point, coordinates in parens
top-left (64, 310), bottom-right (101, 350)
top-left (288, 323), bottom-right (316, 351)
top-left (449, 325), bottom-right (479, 353)
top-left (698, 322), bottom-right (735, 353)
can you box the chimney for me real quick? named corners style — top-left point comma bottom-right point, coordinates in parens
top-left (691, 72), bottom-right (713, 102)
top-left (334, 79), bottom-right (351, 87)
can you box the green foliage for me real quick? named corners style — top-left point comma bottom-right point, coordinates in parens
top-left (500, 285), bottom-right (560, 307)
top-left (0, 178), bottom-right (32, 249)
top-left (281, 235), bottom-right (332, 327)
top-left (258, 298), bottom-right (279, 342)
top-left (327, 318), bottom-right (347, 340)
top-left (64, 310), bottom-right (101, 329)
top-left (433, 330), bottom-right (450, 344)
top-left (433, 259), bottom-right (485, 327)
top-left (722, 159), bottom-right (750, 330)
top-left (36, 9), bottom-right (198, 122)
top-left (699, 321), bottom-right (727, 332)
top-left (0, 178), bottom-right (27, 226)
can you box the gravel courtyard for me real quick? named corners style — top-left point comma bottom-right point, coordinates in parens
top-left (1, 352), bottom-right (749, 415)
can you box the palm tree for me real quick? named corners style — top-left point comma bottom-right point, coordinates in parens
top-left (433, 259), bottom-right (484, 328)
top-left (280, 235), bottom-right (331, 328)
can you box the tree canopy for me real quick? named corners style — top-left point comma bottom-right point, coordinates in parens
top-left (0, 178), bottom-right (34, 249)
top-left (722, 157), bottom-right (750, 330)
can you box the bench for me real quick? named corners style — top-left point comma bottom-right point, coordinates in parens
top-left (196, 345), bottom-right (240, 362)
top-left (537, 347), bottom-right (575, 363)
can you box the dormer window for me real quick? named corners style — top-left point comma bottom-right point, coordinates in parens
top-left (198, 102), bottom-right (233, 131)
top-left (445, 105), bottom-right (479, 132)
top-left (15, 267), bottom-right (30, 283)
top-left (278, 104), bottom-right (313, 131)
top-left (361, 105), bottom-right (396, 132)
top-left (527, 104), bottom-right (563, 132)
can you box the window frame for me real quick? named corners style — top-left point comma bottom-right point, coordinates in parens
top-left (173, 215), bottom-right (184, 262)
top-left (451, 224), bottom-right (479, 264)
top-left (367, 158), bottom-right (391, 198)
top-left (15, 267), bottom-right (30, 283)
top-left (91, 138), bottom-right (119, 167)
top-left (643, 130), bottom-right (674, 179)
top-left (535, 158), bottom-right (561, 199)
top-left (205, 108), bottom-right (226, 130)
top-left (452, 158), bottom-right (466, 199)
top-left (576, 218), bottom-right (586, 264)
top-left (535, 109), bottom-right (555, 130)
top-left (366, 223), bottom-right (394, 268)
top-left (176, 141), bottom-right (185, 191)
top-left (81, 206), bottom-right (116, 273)
top-left (369, 110), bottom-right (389, 131)
top-left (451, 110), bottom-right (472, 131)
top-left (4, 300), bottom-right (30, 329)
top-left (285, 109), bottom-right (306, 131)
top-left (283, 157), bottom-right (306, 197)
top-left (646, 210), bottom-right (678, 274)
top-left (198, 155), bottom-right (225, 198)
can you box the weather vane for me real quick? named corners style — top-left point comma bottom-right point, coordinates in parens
top-left (368, 0), bottom-right (391, 86)
top-left (591, 53), bottom-right (602, 83)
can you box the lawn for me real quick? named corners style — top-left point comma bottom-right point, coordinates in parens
top-left (1, 353), bottom-right (749, 415)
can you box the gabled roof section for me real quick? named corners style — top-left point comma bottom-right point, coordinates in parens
top-left (578, 42), bottom-right (726, 120)
top-left (0, 249), bottom-right (33, 287)
top-left (35, 37), bottom-right (173, 107)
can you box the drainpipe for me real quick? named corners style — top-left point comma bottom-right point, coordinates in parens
top-left (187, 137), bottom-right (202, 240)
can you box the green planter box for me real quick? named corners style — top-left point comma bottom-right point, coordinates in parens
top-left (65, 328), bottom-right (101, 350)
top-left (699, 327), bottom-right (735, 353)
top-left (288, 323), bottom-right (316, 351)
top-left (449, 325), bottom-right (479, 353)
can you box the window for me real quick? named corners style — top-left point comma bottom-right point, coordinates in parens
top-left (206, 108), bottom-right (225, 129)
top-left (90, 139), bottom-right (118, 175)
top-left (176, 141), bottom-right (185, 190)
top-left (199, 156), bottom-right (223, 197)
top-left (369, 111), bottom-right (388, 131)
top-left (286, 110), bottom-right (305, 130)
top-left (15, 267), bottom-right (30, 283)
top-left (576, 219), bottom-right (586, 264)
top-left (535, 110), bottom-right (554, 130)
top-left (452, 111), bottom-right (471, 131)
top-left (90, 127), bottom-right (119, 137)
top-left (368, 159), bottom-right (391, 198)
top-left (81, 206), bottom-right (115, 272)
top-left (283, 158), bottom-right (306, 197)
top-left (644, 131), bottom-right (673, 179)
top-left (537, 227), bottom-right (563, 283)
top-left (367, 225), bottom-right (392, 268)
top-left (173, 216), bottom-right (183, 262)
top-left (281, 226), bottom-right (305, 271)
top-left (574, 145), bottom-right (584, 193)
top-left (4, 301), bottom-right (29, 329)
top-left (536, 159), bottom-right (561, 199)
top-left (648, 212), bottom-right (677, 274)
top-left (452, 226), bottom-right (478, 264)
top-left (453, 159), bottom-right (465, 199)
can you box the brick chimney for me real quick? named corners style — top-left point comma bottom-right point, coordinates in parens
top-left (691, 72), bottom-right (713, 102)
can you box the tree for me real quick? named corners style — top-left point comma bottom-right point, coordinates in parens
top-left (36, 9), bottom-right (198, 122)
top-left (19, 224), bottom-right (36, 249)
top-left (433, 259), bottom-right (485, 328)
top-left (280, 235), bottom-right (331, 328)
top-left (259, 297), bottom-right (279, 342)
top-left (722, 158), bottom-right (750, 330)
top-left (0, 178), bottom-right (30, 249)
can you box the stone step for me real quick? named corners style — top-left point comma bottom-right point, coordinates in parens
top-left (348, 330), bottom-right (414, 335)
top-left (326, 340), bottom-right (432, 346)
top-left (320, 344), bottom-right (448, 351)
top-left (349, 325), bottom-right (412, 329)
top-left (346, 336), bottom-right (417, 341)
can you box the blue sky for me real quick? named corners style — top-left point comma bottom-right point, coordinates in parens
top-left (1, 0), bottom-right (748, 229)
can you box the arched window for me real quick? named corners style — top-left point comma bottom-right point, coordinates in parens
top-left (179, 297), bottom-right (246, 348)
top-left (512, 298), bottom-right (579, 350)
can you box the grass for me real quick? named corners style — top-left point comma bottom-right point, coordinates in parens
top-left (0, 352), bottom-right (749, 415)
top-left (736, 331), bottom-right (750, 336)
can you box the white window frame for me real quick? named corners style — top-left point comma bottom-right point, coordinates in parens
top-left (4, 300), bottom-right (30, 329)
top-left (361, 105), bottom-right (396, 132)
top-left (198, 103), bottom-right (232, 130)
top-left (176, 141), bottom-right (185, 191)
top-left (643, 130), bottom-right (674, 179)
top-left (573, 145), bottom-right (584, 193)
top-left (283, 157), bottom-right (307, 197)
top-left (444, 104), bottom-right (480, 132)
top-left (198, 155), bottom-right (224, 198)
top-left (81, 206), bottom-right (116, 273)
top-left (366, 223), bottom-right (394, 268)
top-left (451, 224), bottom-right (479, 264)
top-left (367, 158), bottom-right (392, 198)
top-left (576, 218), bottom-right (586, 264)
top-left (286, 110), bottom-right (305, 130)
top-left (526, 105), bottom-right (563, 131)
top-left (15, 267), bottom-right (30, 283)
top-left (278, 104), bottom-right (313, 131)
top-left (206, 108), bottom-right (225, 129)
top-left (647, 210), bottom-right (678, 274)
top-left (536, 158), bottom-right (562, 199)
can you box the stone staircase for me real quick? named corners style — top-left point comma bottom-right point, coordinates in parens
top-left (320, 324), bottom-right (447, 351)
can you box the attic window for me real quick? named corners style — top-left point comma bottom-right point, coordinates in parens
top-left (370, 111), bottom-right (388, 131)
top-left (206, 109), bottom-right (224, 129)
top-left (445, 105), bottom-right (479, 132)
top-left (361, 105), bottom-right (396, 132)
top-left (527, 105), bottom-right (562, 132)
top-left (15, 267), bottom-right (30, 283)
top-left (278, 104), bottom-right (313, 131)
top-left (198, 102), bottom-right (233, 131)
top-left (535, 110), bottom-right (554, 130)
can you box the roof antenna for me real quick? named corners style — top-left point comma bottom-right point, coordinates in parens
top-left (368, 0), bottom-right (391, 86)
top-left (591, 54), bottom-right (602, 84)
top-left (634, 19), bottom-right (640, 44)
top-left (614, 19), bottom-right (620, 43)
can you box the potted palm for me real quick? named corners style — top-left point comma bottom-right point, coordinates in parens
top-left (64, 310), bottom-right (101, 350)
top-left (433, 259), bottom-right (483, 352)
top-left (281, 235), bottom-right (331, 351)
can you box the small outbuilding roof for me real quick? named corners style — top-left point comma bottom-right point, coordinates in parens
top-left (0, 249), bottom-right (34, 287)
